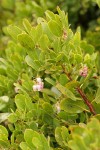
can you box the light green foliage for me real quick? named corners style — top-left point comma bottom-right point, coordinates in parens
top-left (20, 129), bottom-right (51, 150)
top-left (0, 125), bottom-right (10, 149)
top-left (55, 118), bottom-right (100, 150)
top-left (0, 0), bottom-right (99, 53)
top-left (0, 7), bottom-right (99, 150)
top-left (68, 118), bottom-right (100, 150)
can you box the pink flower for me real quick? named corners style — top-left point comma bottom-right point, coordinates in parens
top-left (14, 87), bottom-right (20, 93)
top-left (36, 77), bottom-right (42, 83)
top-left (33, 85), bottom-right (38, 91)
top-left (33, 77), bottom-right (44, 91)
top-left (79, 66), bottom-right (88, 77)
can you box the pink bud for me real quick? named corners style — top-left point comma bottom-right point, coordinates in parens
top-left (33, 78), bottom-right (44, 91)
top-left (14, 87), bottom-right (19, 93)
top-left (33, 82), bottom-right (44, 91)
top-left (38, 82), bottom-right (44, 88)
top-left (33, 85), bottom-right (38, 91)
top-left (36, 77), bottom-right (42, 83)
top-left (36, 84), bottom-right (42, 91)
top-left (79, 66), bottom-right (88, 77)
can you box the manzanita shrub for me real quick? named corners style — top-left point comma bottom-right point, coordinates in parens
top-left (0, 8), bottom-right (100, 150)
top-left (0, 0), bottom-right (99, 52)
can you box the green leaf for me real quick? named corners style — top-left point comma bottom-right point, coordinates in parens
top-left (21, 74), bottom-right (33, 91)
top-left (32, 137), bottom-right (43, 149)
top-left (55, 126), bottom-right (69, 147)
top-left (0, 125), bottom-right (8, 137)
top-left (56, 83), bottom-right (77, 101)
top-left (81, 41), bottom-right (94, 54)
top-left (15, 94), bottom-right (26, 110)
top-left (15, 94), bottom-right (33, 111)
top-left (84, 54), bottom-right (91, 63)
top-left (59, 74), bottom-right (68, 86)
top-left (20, 142), bottom-right (31, 150)
top-left (24, 129), bottom-right (50, 150)
top-left (7, 25), bottom-right (22, 40)
top-left (38, 34), bottom-right (50, 50)
top-left (42, 102), bottom-right (53, 115)
top-left (55, 127), bottom-right (64, 147)
top-left (57, 7), bottom-right (68, 29)
top-left (45, 77), bottom-right (56, 86)
top-left (45, 10), bottom-right (55, 20)
top-left (37, 18), bottom-right (54, 40)
top-left (87, 118), bottom-right (100, 130)
top-left (56, 53), bottom-right (64, 62)
top-left (25, 95), bottom-right (34, 111)
top-left (94, 88), bottom-right (100, 103)
top-left (75, 54), bottom-right (83, 63)
top-left (29, 121), bottom-right (38, 131)
top-left (49, 50), bottom-right (56, 59)
top-left (23, 19), bottom-right (32, 33)
top-left (68, 120), bottom-right (97, 149)
top-left (0, 125), bottom-right (10, 148)
top-left (60, 99), bottom-right (88, 113)
top-left (65, 81), bottom-right (80, 89)
top-left (18, 33), bottom-right (35, 50)
top-left (30, 24), bottom-right (43, 43)
top-left (68, 135), bottom-right (88, 150)
top-left (8, 113), bottom-right (18, 123)
top-left (72, 27), bottom-right (81, 47)
top-left (42, 89), bottom-right (56, 97)
top-left (61, 126), bottom-right (69, 143)
top-left (24, 129), bottom-right (36, 149)
top-left (25, 55), bottom-right (40, 71)
top-left (32, 134), bottom-right (50, 150)
top-left (48, 20), bottom-right (63, 37)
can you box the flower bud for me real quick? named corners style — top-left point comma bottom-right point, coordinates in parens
top-left (33, 85), bottom-right (38, 91)
top-left (79, 66), bottom-right (88, 77)
top-left (38, 81), bottom-right (44, 88)
top-left (36, 77), bottom-right (42, 83)
top-left (14, 87), bottom-right (19, 93)
top-left (33, 78), bottom-right (44, 91)
top-left (36, 84), bottom-right (42, 91)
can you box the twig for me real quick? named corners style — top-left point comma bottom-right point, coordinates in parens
top-left (76, 87), bottom-right (96, 115)
top-left (62, 65), bottom-right (96, 115)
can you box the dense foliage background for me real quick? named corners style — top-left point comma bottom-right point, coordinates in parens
top-left (0, 0), bottom-right (100, 150)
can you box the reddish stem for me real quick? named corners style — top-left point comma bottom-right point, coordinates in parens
top-left (76, 87), bottom-right (96, 115)
top-left (62, 65), bottom-right (96, 115)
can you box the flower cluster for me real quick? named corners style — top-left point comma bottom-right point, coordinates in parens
top-left (33, 77), bottom-right (44, 91)
top-left (79, 66), bottom-right (88, 77)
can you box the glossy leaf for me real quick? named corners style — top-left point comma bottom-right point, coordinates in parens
top-left (60, 99), bottom-right (89, 113)
top-left (7, 25), bottom-right (22, 40)
top-left (25, 55), bottom-right (40, 71)
top-left (18, 33), bottom-right (35, 50)
top-left (56, 83), bottom-right (77, 101)
top-left (48, 20), bottom-right (63, 37)
top-left (23, 19), bottom-right (32, 33)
